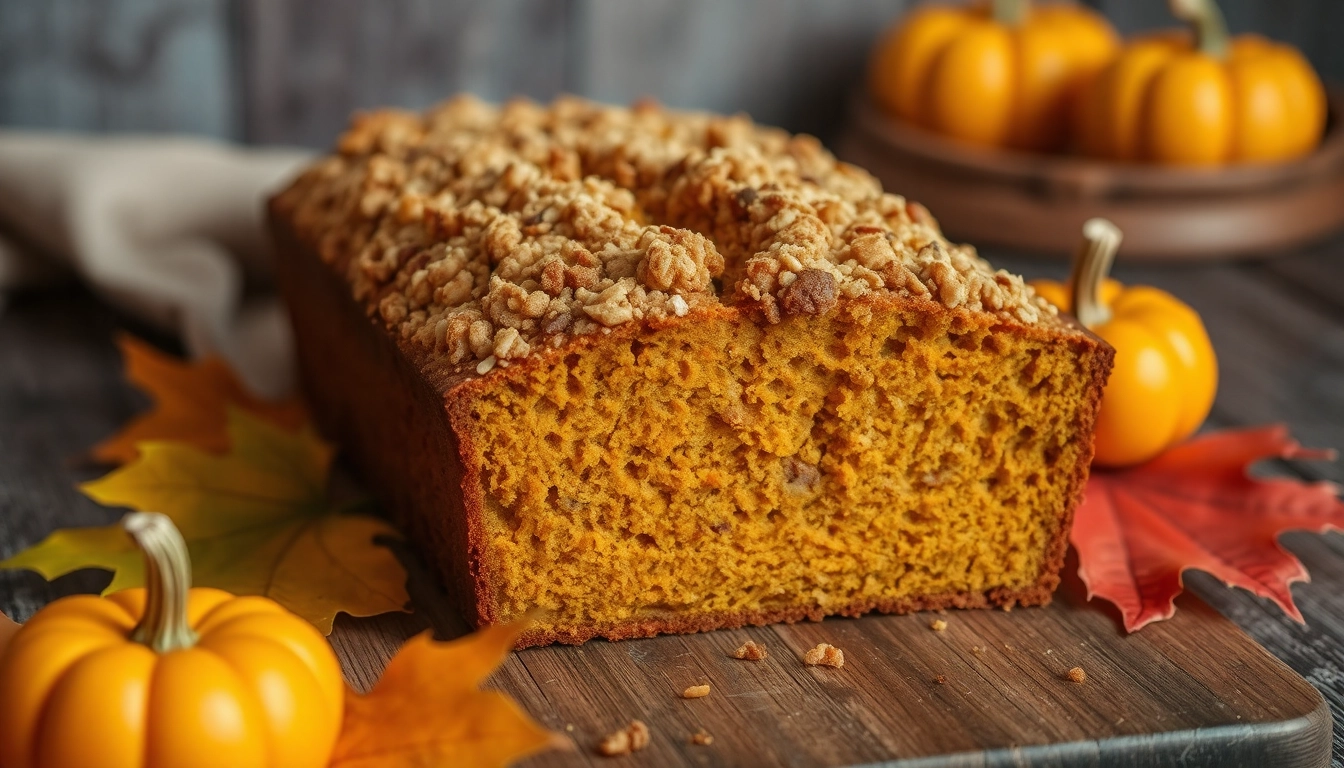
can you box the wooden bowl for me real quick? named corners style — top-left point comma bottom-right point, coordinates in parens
top-left (836, 89), bottom-right (1344, 261)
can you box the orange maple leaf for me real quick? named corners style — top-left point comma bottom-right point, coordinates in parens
top-left (1072, 425), bottom-right (1344, 632)
top-left (332, 622), bottom-right (562, 768)
top-left (0, 612), bottom-right (17, 658)
top-left (92, 334), bottom-right (308, 464)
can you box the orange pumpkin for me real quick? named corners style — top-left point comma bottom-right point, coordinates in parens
top-left (869, 0), bottom-right (1118, 151)
top-left (0, 513), bottom-right (345, 768)
top-left (1032, 220), bottom-right (1218, 467)
top-left (1075, 0), bottom-right (1326, 164)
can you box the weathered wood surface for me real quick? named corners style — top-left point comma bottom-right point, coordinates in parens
top-left (438, 551), bottom-right (1331, 767)
top-left (2, 0), bottom-right (1343, 147)
top-left (4, 233), bottom-right (1344, 764)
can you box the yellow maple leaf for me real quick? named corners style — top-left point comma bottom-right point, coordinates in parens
top-left (92, 334), bottom-right (308, 464)
top-left (1, 409), bottom-right (409, 634)
top-left (332, 622), bottom-right (563, 768)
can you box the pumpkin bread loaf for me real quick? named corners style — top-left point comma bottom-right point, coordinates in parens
top-left (270, 96), bottom-right (1113, 647)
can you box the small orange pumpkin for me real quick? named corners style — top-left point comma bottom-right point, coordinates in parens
top-left (1032, 219), bottom-right (1218, 467)
top-left (0, 513), bottom-right (345, 768)
top-left (869, 0), bottom-right (1118, 152)
top-left (1074, 0), bottom-right (1326, 165)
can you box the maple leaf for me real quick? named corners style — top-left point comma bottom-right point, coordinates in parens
top-left (332, 622), bottom-right (562, 768)
top-left (92, 334), bottom-right (307, 464)
top-left (1, 409), bottom-right (409, 634)
top-left (1072, 424), bottom-right (1344, 632)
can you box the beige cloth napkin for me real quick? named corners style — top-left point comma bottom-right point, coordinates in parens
top-left (0, 132), bottom-right (312, 398)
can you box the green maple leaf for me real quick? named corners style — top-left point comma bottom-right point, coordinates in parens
top-left (1, 409), bottom-right (409, 633)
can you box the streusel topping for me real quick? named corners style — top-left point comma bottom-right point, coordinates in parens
top-left (278, 95), bottom-right (1063, 370)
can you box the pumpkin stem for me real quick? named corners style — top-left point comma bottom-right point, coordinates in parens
top-left (124, 512), bottom-right (198, 653)
top-left (1068, 218), bottom-right (1123, 328)
top-left (1169, 0), bottom-right (1230, 58)
top-left (992, 0), bottom-right (1028, 25)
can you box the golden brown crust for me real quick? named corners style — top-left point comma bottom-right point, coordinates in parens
top-left (273, 96), bottom-right (1071, 378)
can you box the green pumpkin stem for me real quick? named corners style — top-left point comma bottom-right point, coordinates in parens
top-left (124, 512), bottom-right (198, 653)
top-left (1169, 0), bottom-right (1230, 58)
top-left (992, 0), bottom-right (1028, 25)
top-left (1069, 218), bottom-right (1123, 329)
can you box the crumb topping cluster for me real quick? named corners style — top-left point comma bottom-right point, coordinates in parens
top-left (279, 96), bottom-right (1062, 371)
top-left (803, 642), bottom-right (845, 668)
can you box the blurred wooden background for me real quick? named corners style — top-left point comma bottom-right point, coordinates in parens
top-left (1, 0), bottom-right (1342, 148)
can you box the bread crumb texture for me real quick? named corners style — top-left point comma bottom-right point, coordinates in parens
top-left (930, 618), bottom-right (948, 631)
top-left (1067, 666), bottom-right (1087, 684)
top-left (276, 95), bottom-right (1065, 371)
top-left (691, 730), bottom-right (714, 746)
top-left (597, 720), bottom-right (650, 756)
top-left (472, 298), bottom-right (1099, 639)
top-left (804, 643), bottom-right (845, 668)
top-left (732, 640), bottom-right (769, 660)
top-left (682, 684), bottom-right (711, 699)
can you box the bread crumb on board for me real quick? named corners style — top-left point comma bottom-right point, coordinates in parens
top-left (682, 684), bottom-right (711, 699)
top-left (803, 643), bottom-right (845, 668)
top-left (597, 720), bottom-right (650, 756)
top-left (1066, 666), bottom-right (1087, 684)
top-left (732, 640), bottom-right (768, 660)
top-left (934, 674), bottom-right (949, 685)
top-left (930, 619), bottom-right (948, 632)
top-left (691, 730), bottom-right (714, 745)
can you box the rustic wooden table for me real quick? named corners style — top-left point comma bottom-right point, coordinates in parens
top-left (2, 238), bottom-right (1343, 766)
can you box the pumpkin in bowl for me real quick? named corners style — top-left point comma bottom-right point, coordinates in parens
top-left (868, 0), bottom-right (1118, 152)
top-left (1074, 0), bottom-right (1326, 165)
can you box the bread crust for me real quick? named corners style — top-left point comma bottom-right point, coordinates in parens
top-left (271, 203), bottom-right (1112, 649)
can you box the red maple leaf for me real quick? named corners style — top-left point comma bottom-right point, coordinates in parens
top-left (1071, 425), bottom-right (1344, 632)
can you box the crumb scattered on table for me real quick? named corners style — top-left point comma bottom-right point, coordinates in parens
top-left (804, 643), bottom-right (844, 668)
top-left (565, 723), bottom-right (574, 732)
top-left (971, 645), bottom-right (986, 654)
top-left (934, 674), bottom-right (949, 685)
top-left (682, 684), bottom-right (711, 699)
top-left (930, 619), bottom-right (948, 632)
top-left (732, 640), bottom-right (768, 660)
top-left (691, 730), bottom-right (714, 746)
top-left (597, 720), bottom-right (650, 756)
top-left (1066, 666), bottom-right (1087, 684)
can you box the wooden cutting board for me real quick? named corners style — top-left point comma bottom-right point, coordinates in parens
top-left (334, 547), bottom-right (1331, 767)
